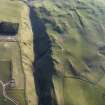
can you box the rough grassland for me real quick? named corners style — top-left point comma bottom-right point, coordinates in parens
top-left (33, 0), bottom-right (105, 105)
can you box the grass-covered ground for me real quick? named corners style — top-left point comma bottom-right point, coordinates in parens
top-left (0, 0), bottom-right (22, 22)
top-left (0, 42), bottom-right (26, 105)
top-left (0, 61), bottom-right (11, 82)
top-left (32, 0), bottom-right (105, 105)
top-left (0, 1), bottom-right (26, 104)
top-left (64, 78), bottom-right (105, 105)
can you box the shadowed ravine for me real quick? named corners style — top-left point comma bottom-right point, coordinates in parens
top-left (29, 5), bottom-right (58, 105)
top-left (15, 0), bottom-right (105, 105)
top-left (19, 0), bottom-right (58, 104)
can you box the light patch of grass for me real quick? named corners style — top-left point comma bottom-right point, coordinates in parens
top-left (0, 0), bottom-right (22, 22)
top-left (53, 75), bottom-right (64, 105)
top-left (64, 78), bottom-right (105, 105)
top-left (19, 5), bottom-right (37, 105)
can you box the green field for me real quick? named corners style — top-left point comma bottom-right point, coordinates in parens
top-left (0, 0), bottom-right (22, 22)
top-left (0, 61), bottom-right (11, 82)
top-left (64, 78), bottom-right (105, 105)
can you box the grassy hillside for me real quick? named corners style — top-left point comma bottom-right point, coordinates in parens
top-left (32, 0), bottom-right (105, 105)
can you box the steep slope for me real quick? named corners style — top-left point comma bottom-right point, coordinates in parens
top-left (19, 4), bottom-right (37, 105)
top-left (31, 0), bottom-right (105, 105)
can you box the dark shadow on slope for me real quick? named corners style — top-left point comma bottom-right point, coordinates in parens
top-left (29, 6), bottom-right (57, 105)
top-left (0, 22), bottom-right (19, 36)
